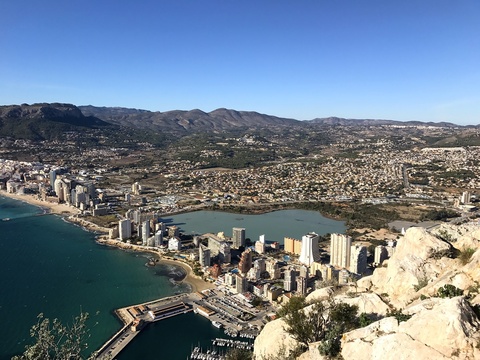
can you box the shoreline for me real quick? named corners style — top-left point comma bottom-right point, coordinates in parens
top-left (0, 190), bottom-right (112, 235)
top-left (0, 191), bottom-right (213, 294)
top-left (0, 190), bottom-right (80, 216)
top-left (96, 237), bottom-right (214, 293)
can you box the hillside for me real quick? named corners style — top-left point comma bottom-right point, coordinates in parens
top-left (0, 103), bottom-right (112, 141)
top-left (309, 116), bottom-right (460, 128)
top-left (79, 105), bottom-right (300, 133)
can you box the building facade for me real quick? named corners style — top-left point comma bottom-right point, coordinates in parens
top-left (199, 244), bottom-right (211, 267)
top-left (374, 245), bottom-right (388, 265)
top-left (330, 233), bottom-right (352, 268)
top-left (142, 220), bottom-right (150, 246)
top-left (238, 248), bottom-right (253, 274)
top-left (232, 227), bottom-right (246, 249)
top-left (299, 233), bottom-right (321, 266)
top-left (119, 219), bottom-right (132, 240)
top-left (284, 267), bottom-right (296, 292)
top-left (350, 244), bottom-right (367, 275)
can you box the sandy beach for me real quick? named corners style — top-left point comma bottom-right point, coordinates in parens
top-left (160, 257), bottom-right (215, 293)
top-left (0, 190), bottom-right (113, 235)
top-left (0, 190), bottom-right (80, 216)
top-left (1, 190), bottom-right (214, 294)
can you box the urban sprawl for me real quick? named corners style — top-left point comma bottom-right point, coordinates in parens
top-left (1, 140), bottom-right (479, 355)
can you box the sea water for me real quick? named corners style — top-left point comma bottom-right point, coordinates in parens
top-left (0, 196), bottom-right (189, 359)
top-left (0, 197), bottom-right (346, 359)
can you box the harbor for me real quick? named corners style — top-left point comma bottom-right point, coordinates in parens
top-left (94, 293), bottom-right (198, 359)
top-left (94, 288), bottom-right (262, 359)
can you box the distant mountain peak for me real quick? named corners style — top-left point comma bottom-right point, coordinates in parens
top-left (0, 103), bottom-right (112, 140)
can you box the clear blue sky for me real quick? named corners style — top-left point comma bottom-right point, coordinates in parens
top-left (1, 1), bottom-right (479, 124)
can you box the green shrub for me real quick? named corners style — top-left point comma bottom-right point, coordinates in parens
top-left (458, 248), bottom-right (476, 265)
top-left (386, 308), bottom-right (412, 322)
top-left (414, 277), bottom-right (429, 292)
top-left (436, 284), bottom-right (464, 298)
top-left (358, 313), bottom-right (374, 327)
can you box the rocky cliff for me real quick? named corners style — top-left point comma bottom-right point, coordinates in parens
top-left (253, 222), bottom-right (480, 359)
top-left (0, 103), bottom-right (111, 140)
top-left (339, 296), bottom-right (480, 360)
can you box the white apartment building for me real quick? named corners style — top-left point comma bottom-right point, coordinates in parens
top-left (299, 233), bottom-right (321, 266)
top-left (350, 244), bottom-right (367, 275)
top-left (119, 219), bottom-right (132, 240)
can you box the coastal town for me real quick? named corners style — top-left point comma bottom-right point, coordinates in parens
top-left (1, 143), bottom-right (479, 359)
top-left (2, 1), bottom-right (480, 356)
top-left (2, 129), bottom-right (480, 205)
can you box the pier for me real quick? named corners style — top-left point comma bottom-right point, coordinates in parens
top-left (94, 288), bottom-right (262, 359)
top-left (94, 293), bottom-right (201, 359)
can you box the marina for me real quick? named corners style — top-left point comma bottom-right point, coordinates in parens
top-left (190, 347), bottom-right (225, 360)
top-left (94, 288), bottom-right (261, 359)
top-left (212, 338), bottom-right (253, 350)
top-left (94, 293), bottom-right (200, 359)
top-left (188, 338), bottom-right (254, 360)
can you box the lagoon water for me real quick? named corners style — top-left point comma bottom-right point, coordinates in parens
top-left (165, 209), bottom-right (346, 244)
top-left (0, 198), bottom-right (345, 359)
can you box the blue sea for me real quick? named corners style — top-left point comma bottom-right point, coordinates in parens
top-left (0, 196), bottom-right (346, 359)
top-left (0, 196), bottom-right (191, 359)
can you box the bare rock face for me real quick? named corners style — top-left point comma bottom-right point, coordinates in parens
top-left (370, 227), bottom-right (452, 307)
top-left (334, 292), bottom-right (390, 316)
top-left (341, 297), bottom-right (480, 360)
top-left (305, 287), bottom-right (334, 303)
top-left (463, 247), bottom-right (480, 282)
top-left (356, 275), bottom-right (373, 291)
top-left (253, 318), bottom-right (300, 359)
top-left (432, 222), bottom-right (480, 250)
top-left (411, 224), bottom-right (480, 301)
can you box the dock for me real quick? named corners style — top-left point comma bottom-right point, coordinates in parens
top-left (94, 288), bottom-right (262, 359)
top-left (94, 293), bottom-right (201, 359)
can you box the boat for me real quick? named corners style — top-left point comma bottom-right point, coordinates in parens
top-left (211, 320), bottom-right (223, 329)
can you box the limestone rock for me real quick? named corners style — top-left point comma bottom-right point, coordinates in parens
top-left (334, 292), bottom-right (390, 316)
top-left (370, 227), bottom-right (451, 307)
top-left (306, 287), bottom-right (334, 303)
top-left (297, 342), bottom-right (329, 360)
top-left (471, 293), bottom-right (480, 306)
top-left (432, 222), bottom-right (480, 251)
top-left (341, 297), bottom-right (480, 360)
top-left (253, 318), bottom-right (300, 359)
top-left (356, 275), bottom-right (373, 291)
top-left (401, 297), bottom-right (480, 358)
top-left (462, 247), bottom-right (480, 280)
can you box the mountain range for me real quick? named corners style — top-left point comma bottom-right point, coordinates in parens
top-left (0, 103), bottom-right (468, 141)
top-left (79, 105), bottom-right (463, 130)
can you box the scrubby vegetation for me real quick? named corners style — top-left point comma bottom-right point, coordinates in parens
top-left (386, 308), bottom-right (412, 323)
top-left (458, 248), bottom-right (476, 265)
top-left (12, 313), bottom-right (94, 360)
top-left (422, 209), bottom-right (460, 221)
top-left (278, 296), bottom-right (362, 358)
top-left (436, 284), bottom-right (464, 298)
